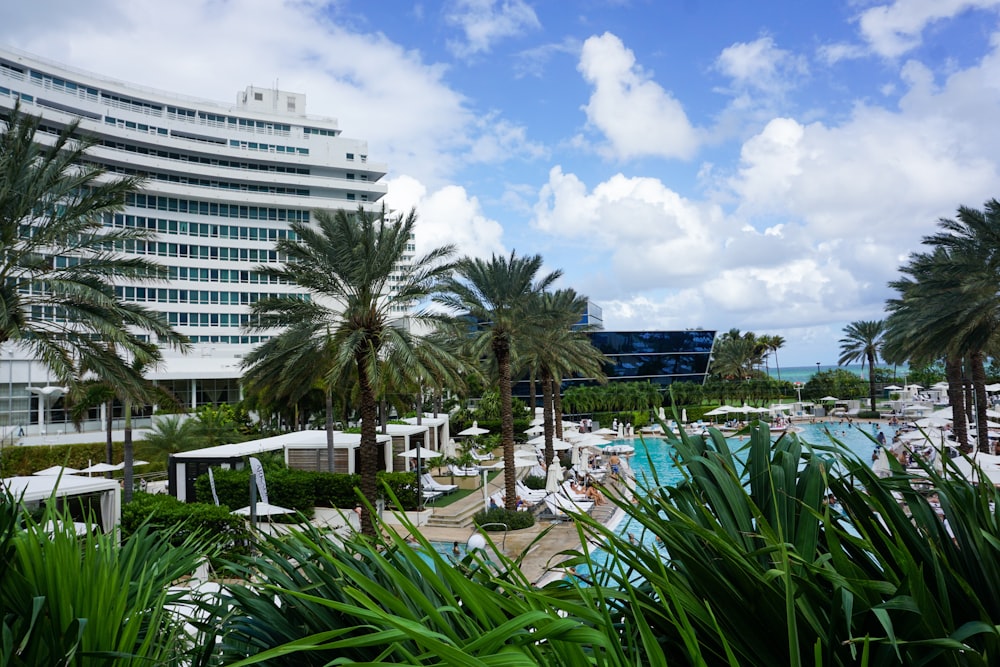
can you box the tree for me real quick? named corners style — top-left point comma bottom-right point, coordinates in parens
top-left (838, 320), bottom-right (885, 412)
top-left (520, 289), bottom-right (607, 467)
top-left (437, 252), bottom-right (560, 511)
top-left (246, 206), bottom-right (455, 535)
top-left (0, 104), bottom-right (177, 388)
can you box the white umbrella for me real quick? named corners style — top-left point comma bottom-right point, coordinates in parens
top-left (112, 460), bottom-right (150, 470)
top-left (514, 453), bottom-right (539, 467)
top-left (819, 396), bottom-right (840, 402)
top-left (528, 435), bottom-right (572, 450)
top-left (681, 408), bottom-right (687, 423)
top-left (232, 502), bottom-right (294, 517)
top-left (458, 421), bottom-right (490, 436)
top-left (986, 383), bottom-right (1000, 392)
top-left (545, 459), bottom-right (563, 493)
top-left (883, 385), bottom-right (903, 391)
top-left (524, 424), bottom-right (544, 435)
top-left (604, 443), bottom-right (635, 455)
top-left (593, 427), bottom-right (616, 436)
top-left (617, 424), bottom-right (624, 438)
top-left (443, 438), bottom-right (457, 459)
top-left (33, 465), bottom-right (80, 476)
top-left (79, 462), bottom-right (119, 474)
top-left (397, 446), bottom-right (440, 459)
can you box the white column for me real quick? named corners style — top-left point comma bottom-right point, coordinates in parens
top-left (191, 378), bottom-right (198, 410)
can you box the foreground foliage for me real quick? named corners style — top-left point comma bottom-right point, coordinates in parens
top-left (0, 492), bottom-right (211, 666)
top-left (11, 422), bottom-right (1000, 664)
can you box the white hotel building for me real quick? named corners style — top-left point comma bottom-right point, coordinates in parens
top-left (0, 47), bottom-right (392, 436)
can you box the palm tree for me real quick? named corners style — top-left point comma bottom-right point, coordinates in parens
top-left (246, 206), bottom-right (455, 535)
top-left (838, 320), bottom-right (885, 412)
top-left (520, 289), bottom-right (607, 466)
top-left (0, 104), bottom-right (177, 388)
top-left (437, 252), bottom-right (561, 511)
top-left (762, 334), bottom-right (786, 381)
top-left (885, 248), bottom-right (971, 449)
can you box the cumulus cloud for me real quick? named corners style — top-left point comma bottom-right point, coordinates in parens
top-left (386, 176), bottom-right (506, 260)
top-left (856, 0), bottom-right (1000, 58)
top-left (578, 32), bottom-right (701, 160)
top-left (715, 36), bottom-right (808, 95)
top-left (445, 0), bottom-right (541, 57)
top-left (0, 0), bottom-right (538, 188)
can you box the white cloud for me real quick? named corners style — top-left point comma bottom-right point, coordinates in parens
top-left (856, 0), bottom-right (1000, 58)
top-left (385, 176), bottom-right (506, 260)
top-left (445, 0), bottom-right (541, 57)
top-left (578, 32), bottom-right (701, 160)
top-left (513, 37), bottom-right (581, 78)
top-left (816, 41), bottom-right (868, 64)
top-left (715, 36), bottom-right (808, 95)
top-left (0, 0), bottom-right (537, 189)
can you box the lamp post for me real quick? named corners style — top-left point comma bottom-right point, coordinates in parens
top-left (815, 362), bottom-right (821, 376)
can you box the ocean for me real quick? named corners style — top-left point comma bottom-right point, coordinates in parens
top-left (768, 364), bottom-right (869, 384)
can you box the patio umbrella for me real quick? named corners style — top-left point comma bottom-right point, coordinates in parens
top-left (703, 407), bottom-right (729, 417)
top-left (397, 446), bottom-right (440, 459)
top-left (443, 438), bottom-right (457, 459)
top-left (545, 459), bottom-right (563, 493)
top-left (604, 443), bottom-right (635, 455)
top-left (528, 435), bottom-right (572, 450)
top-left (524, 424), bottom-right (544, 435)
top-left (79, 462), bottom-right (119, 475)
top-left (819, 396), bottom-right (840, 402)
top-left (594, 427), bottom-right (616, 436)
top-left (33, 465), bottom-right (80, 476)
top-left (232, 502), bottom-right (294, 517)
top-left (458, 421), bottom-right (490, 436)
top-left (883, 385), bottom-right (903, 391)
top-left (681, 408), bottom-right (687, 423)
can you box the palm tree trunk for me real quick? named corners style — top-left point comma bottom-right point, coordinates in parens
top-left (541, 369), bottom-right (554, 468)
top-left (325, 385), bottom-right (334, 472)
top-left (946, 356), bottom-right (969, 452)
top-left (866, 350), bottom-right (877, 412)
top-left (554, 378), bottom-right (563, 440)
top-left (105, 399), bottom-right (113, 480)
top-left (972, 351), bottom-right (990, 453)
top-left (357, 349), bottom-right (379, 536)
top-left (774, 350), bottom-right (782, 382)
top-left (123, 399), bottom-right (133, 504)
top-left (529, 374), bottom-right (536, 418)
top-left (494, 338), bottom-right (516, 512)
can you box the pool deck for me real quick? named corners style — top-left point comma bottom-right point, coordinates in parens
top-left (359, 470), bottom-right (626, 586)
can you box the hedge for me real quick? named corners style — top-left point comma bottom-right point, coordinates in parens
top-left (193, 466), bottom-right (420, 514)
top-left (0, 442), bottom-right (123, 477)
top-left (473, 507), bottom-right (535, 530)
top-left (122, 492), bottom-right (250, 560)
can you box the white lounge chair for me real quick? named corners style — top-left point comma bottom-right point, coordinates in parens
top-left (515, 481), bottom-right (547, 501)
top-left (422, 473), bottom-right (458, 494)
top-left (561, 481), bottom-right (590, 502)
top-left (470, 449), bottom-right (494, 461)
top-left (544, 493), bottom-right (593, 518)
top-left (448, 464), bottom-right (480, 477)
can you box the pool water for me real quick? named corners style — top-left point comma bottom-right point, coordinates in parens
top-left (590, 421), bottom-right (898, 557)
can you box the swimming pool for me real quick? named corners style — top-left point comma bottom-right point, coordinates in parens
top-left (591, 421), bottom-right (898, 554)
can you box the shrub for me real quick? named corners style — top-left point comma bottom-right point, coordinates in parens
top-left (522, 475), bottom-right (546, 490)
top-left (0, 442), bottom-right (122, 477)
top-left (122, 492), bottom-right (250, 560)
top-left (473, 507), bottom-right (535, 530)
top-left (857, 410), bottom-right (881, 419)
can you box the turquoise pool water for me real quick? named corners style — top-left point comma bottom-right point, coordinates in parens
top-left (590, 421), bottom-right (898, 556)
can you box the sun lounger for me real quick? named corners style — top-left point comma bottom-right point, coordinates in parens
top-left (421, 473), bottom-right (458, 494)
top-left (448, 464), bottom-right (480, 477)
top-left (470, 450), bottom-right (494, 461)
top-left (561, 481), bottom-right (590, 502)
top-left (544, 493), bottom-right (594, 518)
top-left (515, 481), bottom-right (547, 501)
top-left (422, 489), bottom-right (443, 502)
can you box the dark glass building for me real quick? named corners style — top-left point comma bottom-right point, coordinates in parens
top-left (513, 329), bottom-right (716, 399)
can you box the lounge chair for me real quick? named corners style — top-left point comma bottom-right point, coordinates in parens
top-left (448, 464), bottom-right (480, 477)
top-left (515, 481), bottom-right (547, 501)
top-left (544, 493), bottom-right (594, 518)
top-left (470, 449), bottom-right (494, 461)
top-left (422, 489), bottom-right (443, 502)
top-left (421, 473), bottom-right (458, 494)
top-left (561, 481), bottom-right (590, 502)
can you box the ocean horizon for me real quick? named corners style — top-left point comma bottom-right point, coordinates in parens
top-left (768, 364), bottom-right (868, 384)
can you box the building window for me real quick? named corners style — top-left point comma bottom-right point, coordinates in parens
top-left (254, 92), bottom-right (263, 101)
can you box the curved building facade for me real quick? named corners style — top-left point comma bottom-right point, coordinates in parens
top-left (0, 47), bottom-right (391, 434)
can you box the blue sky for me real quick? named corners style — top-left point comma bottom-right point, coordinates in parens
top-left (3, 0), bottom-right (1000, 367)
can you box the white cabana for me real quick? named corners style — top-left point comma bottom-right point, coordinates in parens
top-left (2, 475), bottom-right (121, 535)
top-left (33, 465), bottom-right (80, 476)
top-left (458, 421), bottom-right (490, 436)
